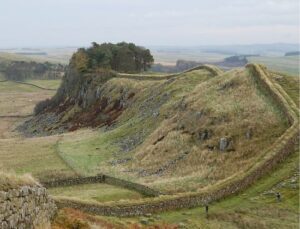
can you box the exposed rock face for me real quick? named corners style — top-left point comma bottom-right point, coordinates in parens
top-left (0, 185), bottom-right (57, 229)
top-left (19, 68), bottom-right (138, 136)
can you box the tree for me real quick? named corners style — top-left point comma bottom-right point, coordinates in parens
top-left (70, 42), bottom-right (154, 73)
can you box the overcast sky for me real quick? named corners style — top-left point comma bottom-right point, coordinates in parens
top-left (0, 0), bottom-right (299, 47)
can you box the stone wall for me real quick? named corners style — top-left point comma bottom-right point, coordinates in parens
top-left (104, 175), bottom-right (160, 197)
top-left (53, 64), bottom-right (299, 216)
top-left (0, 185), bottom-right (57, 229)
top-left (42, 174), bottom-right (160, 197)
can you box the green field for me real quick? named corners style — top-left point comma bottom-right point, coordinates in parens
top-left (248, 56), bottom-right (299, 76)
top-left (49, 183), bottom-right (143, 203)
top-left (25, 79), bottom-right (62, 90)
top-left (152, 50), bottom-right (229, 65)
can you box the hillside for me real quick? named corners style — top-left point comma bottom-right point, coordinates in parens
top-left (18, 60), bottom-right (290, 194)
top-left (0, 58), bottom-right (298, 228)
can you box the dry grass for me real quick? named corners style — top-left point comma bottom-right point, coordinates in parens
top-left (129, 68), bottom-right (287, 192)
top-left (0, 170), bottom-right (37, 190)
top-left (0, 136), bottom-right (76, 181)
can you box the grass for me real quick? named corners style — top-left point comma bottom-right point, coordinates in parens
top-left (152, 50), bottom-right (229, 65)
top-left (0, 171), bottom-right (37, 191)
top-left (0, 51), bottom-right (71, 64)
top-left (0, 80), bottom-right (58, 140)
top-left (0, 136), bottom-right (76, 181)
top-left (0, 79), bottom-right (75, 180)
top-left (48, 183), bottom-right (143, 203)
top-left (54, 67), bottom-right (288, 195)
top-left (248, 56), bottom-right (299, 77)
top-left (25, 79), bottom-right (62, 90)
top-left (128, 68), bottom-right (287, 192)
top-left (0, 80), bottom-right (56, 139)
top-left (102, 150), bottom-right (299, 228)
top-left (56, 69), bottom-right (214, 179)
top-left (0, 64), bottom-right (299, 228)
top-left (271, 73), bottom-right (300, 106)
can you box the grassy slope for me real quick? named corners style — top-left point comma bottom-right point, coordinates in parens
top-left (102, 69), bottom-right (300, 228)
top-left (248, 56), bottom-right (299, 76)
top-left (271, 73), bottom-right (300, 106)
top-left (103, 150), bottom-right (298, 229)
top-left (55, 67), bottom-right (288, 195)
top-left (57, 69), bottom-right (214, 178)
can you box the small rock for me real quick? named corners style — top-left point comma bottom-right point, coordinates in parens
top-left (178, 222), bottom-right (186, 228)
top-left (145, 213), bottom-right (152, 217)
top-left (153, 111), bottom-right (159, 117)
top-left (246, 129), bottom-right (253, 139)
top-left (219, 138), bottom-right (228, 151)
top-left (140, 219), bottom-right (149, 225)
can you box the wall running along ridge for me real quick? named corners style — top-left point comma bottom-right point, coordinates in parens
top-left (0, 185), bottom-right (57, 229)
top-left (116, 64), bottom-right (223, 81)
top-left (42, 174), bottom-right (160, 197)
top-left (52, 64), bottom-right (299, 216)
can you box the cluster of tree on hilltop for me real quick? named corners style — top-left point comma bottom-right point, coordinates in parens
top-left (70, 42), bottom-right (154, 73)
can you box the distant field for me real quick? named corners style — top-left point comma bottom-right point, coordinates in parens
top-left (49, 183), bottom-right (143, 203)
top-left (0, 72), bottom-right (5, 80)
top-left (0, 79), bottom-right (72, 179)
top-left (0, 49), bottom-right (73, 64)
top-left (0, 81), bottom-right (56, 116)
top-left (152, 50), bottom-right (229, 65)
top-left (248, 56), bottom-right (299, 76)
top-left (25, 79), bottom-right (61, 90)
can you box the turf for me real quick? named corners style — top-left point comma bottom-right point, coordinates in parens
top-left (103, 150), bottom-right (299, 228)
top-left (48, 183), bottom-right (143, 203)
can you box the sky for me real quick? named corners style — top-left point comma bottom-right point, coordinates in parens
top-left (0, 0), bottom-right (299, 47)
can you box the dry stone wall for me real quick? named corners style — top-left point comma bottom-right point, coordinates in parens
top-left (0, 185), bottom-right (57, 229)
top-left (42, 174), bottom-right (160, 197)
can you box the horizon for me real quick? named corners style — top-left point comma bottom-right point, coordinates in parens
top-left (0, 0), bottom-right (299, 47)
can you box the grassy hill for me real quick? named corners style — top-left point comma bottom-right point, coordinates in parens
top-left (17, 64), bottom-right (289, 195)
top-left (0, 60), bottom-right (298, 228)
